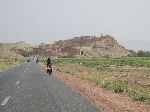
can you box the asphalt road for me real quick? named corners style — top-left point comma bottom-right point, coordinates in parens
top-left (0, 61), bottom-right (100, 112)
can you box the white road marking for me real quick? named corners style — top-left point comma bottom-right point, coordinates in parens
top-left (21, 63), bottom-right (31, 76)
top-left (24, 63), bottom-right (31, 73)
top-left (1, 96), bottom-right (11, 106)
top-left (16, 81), bottom-right (20, 85)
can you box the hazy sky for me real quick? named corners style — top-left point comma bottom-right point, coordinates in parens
top-left (0, 0), bottom-right (150, 50)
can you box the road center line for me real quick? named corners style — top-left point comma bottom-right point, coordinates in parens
top-left (22, 63), bottom-right (31, 74)
top-left (24, 63), bottom-right (31, 72)
top-left (16, 81), bottom-right (20, 85)
top-left (1, 96), bottom-right (11, 106)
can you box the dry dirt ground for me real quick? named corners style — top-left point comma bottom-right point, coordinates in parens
top-left (40, 63), bottom-right (150, 112)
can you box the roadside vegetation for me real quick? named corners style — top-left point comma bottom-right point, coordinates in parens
top-left (42, 57), bottom-right (150, 102)
top-left (0, 50), bottom-right (24, 71)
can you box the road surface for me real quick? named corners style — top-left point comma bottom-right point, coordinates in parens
top-left (0, 61), bottom-right (100, 112)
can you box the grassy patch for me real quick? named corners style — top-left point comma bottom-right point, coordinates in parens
top-left (133, 91), bottom-right (149, 101)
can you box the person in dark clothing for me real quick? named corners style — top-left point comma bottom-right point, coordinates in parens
top-left (47, 58), bottom-right (52, 68)
top-left (47, 58), bottom-right (52, 74)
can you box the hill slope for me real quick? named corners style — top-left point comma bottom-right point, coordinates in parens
top-left (0, 50), bottom-right (23, 59)
top-left (52, 35), bottom-right (131, 57)
top-left (0, 41), bottom-right (34, 50)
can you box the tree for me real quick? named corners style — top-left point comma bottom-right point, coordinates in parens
top-left (136, 50), bottom-right (150, 57)
top-left (137, 50), bottom-right (145, 57)
top-left (20, 51), bottom-right (29, 57)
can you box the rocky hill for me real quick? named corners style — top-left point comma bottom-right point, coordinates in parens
top-left (0, 35), bottom-right (132, 57)
top-left (51, 35), bottom-right (131, 57)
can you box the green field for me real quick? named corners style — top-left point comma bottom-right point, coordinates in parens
top-left (43, 57), bottom-right (150, 102)
top-left (51, 57), bottom-right (150, 67)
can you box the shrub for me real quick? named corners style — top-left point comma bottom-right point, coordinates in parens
top-left (65, 70), bottom-right (70, 73)
top-left (102, 80), bottom-right (112, 88)
top-left (133, 92), bottom-right (148, 101)
top-left (112, 81), bottom-right (127, 93)
top-left (96, 65), bottom-right (105, 71)
top-left (95, 78), bottom-right (102, 85)
top-left (102, 80), bottom-right (127, 93)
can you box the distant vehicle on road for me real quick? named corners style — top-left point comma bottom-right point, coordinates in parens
top-left (36, 58), bottom-right (38, 63)
top-left (27, 59), bottom-right (30, 62)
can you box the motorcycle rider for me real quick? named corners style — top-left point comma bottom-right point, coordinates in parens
top-left (47, 57), bottom-right (52, 73)
top-left (47, 57), bottom-right (52, 67)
